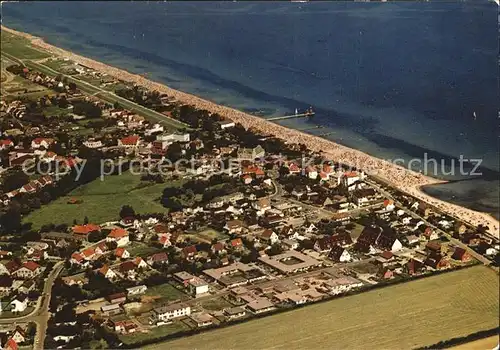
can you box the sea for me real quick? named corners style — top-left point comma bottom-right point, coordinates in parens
top-left (2, 1), bottom-right (499, 219)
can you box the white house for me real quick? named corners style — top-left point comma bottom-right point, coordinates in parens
top-left (10, 295), bottom-right (28, 313)
top-left (145, 123), bottom-right (164, 136)
top-left (53, 335), bottom-right (76, 343)
top-left (106, 228), bottom-right (130, 247)
top-left (217, 120), bottom-right (236, 129)
top-left (187, 278), bottom-right (209, 297)
top-left (13, 262), bottom-right (41, 279)
top-left (151, 303), bottom-right (191, 323)
top-left (83, 140), bottom-right (103, 149)
top-left (99, 265), bottom-right (117, 280)
top-left (126, 285), bottom-right (148, 296)
top-left (390, 239), bottom-right (403, 252)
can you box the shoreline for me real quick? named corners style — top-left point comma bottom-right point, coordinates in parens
top-left (2, 25), bottom-right (498, 237)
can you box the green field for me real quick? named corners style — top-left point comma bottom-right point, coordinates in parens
top-left (144, 266), bottom-right (499, 350)
top-left (127, 242), bottom-right (162, 258)
top-left (23, 171), bottom-right (170, 229)
top-left (1, 31), bottom-right (50, 60)
top-left (144, 283), bottom-right (188, 302)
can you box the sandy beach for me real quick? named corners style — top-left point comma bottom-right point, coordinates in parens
top-left (3, 25), bottom-right (498, 237)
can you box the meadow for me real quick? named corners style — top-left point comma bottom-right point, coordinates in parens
top-left (144, 266), bottom-right (499, 350)
top-left (23, 172), bottom-right (169, 229)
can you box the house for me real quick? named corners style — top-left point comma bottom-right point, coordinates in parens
top-left (229, 238), bottom-right (244, 250)
top-left (115, 248), bottom-right (130, 259)
top-left (217, 120), bottom-right (236, 129)
top-left (158, 233), bottom-right (172, 248)
top-left (383, 199), bottom-right (395, 211)
top-left (31, 137), bottom-right (54, 149)
top-left (225, 220), bottom-right (246, 234)
top-left (314, 237), bottom-right (333, 254)
top-left (423, 227), bottom-right (439, 241)
top-left (182, 245), bottom-right (198, 260)
top-left (118, 135), bottom-right (140, 148)
top-left (187, 278), bottom-right (209, 296)
top-left (108, 292), bottom-right (127, 304)
top-left (406, 235), bottom-right (420, 245)
top-left (147, 252), bottom-right (169, 266)
top-left (0, 139), bottom-right (14, 150)
top-left (341, 171), bottom-right (361, 189)
top-left (98, 265), bottom-right (117, 280)
top-left (378, 268), bottom-right (394, 279)
top-left (260, 230), bottom-right (279, 245)
top-left (211, 242), bottom-right (226, 255)
top-left (101, 303), bottom-right (122, 316)
top-left (83, 139), bottom-right (103, 149)
top-left (106, 228), bottom-right (129, 247)
top-left (406, 259), bottom-right (424, 275)
top-left (424, 253), bottom-right (449, 270)
top-left (224, 306), bottom-right (246, 320)
top-left (173, 271), bottom-right (196, 286)
top-left (151, 303), bottom-right (191, 323)
top-left (451, 247), bottom-right (472, 262)
top-left (53, 335), bottom-right (76, 343)
top-left (0, 261), bottom-right (20, 276)
top-left (9, 295), bottom-right (28, 313)
top-left (328, 245), bottom-right (351, 262)
top-left (282, 239), bottom-right (299, 250)
top-left (237, 145), bottom-right (265, 160)
top-left (72, 223), bottom-right (101, 238)
top-left (11, 326), bottom-right (26, 344)
top-left (246, 297), bottom-right (275, 314)
top-left (2, 338), bottom-right (18, 350)
top-left (14, 261), bottom-right (41, 279)
top-left (189, 312), bottom-right (214, 327)
top-left (126, 285), bottom-right (148, 296)
top-left (253, 198), bottom-right (271, 212)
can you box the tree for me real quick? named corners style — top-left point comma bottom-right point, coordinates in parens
top-left (2, 170), bottom-right (29, 192)
top-left (119, 205), bottom-right (135, 219)
top-left (83, 216), bottom-right (89, 225)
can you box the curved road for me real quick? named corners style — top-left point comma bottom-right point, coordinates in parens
top-left (0, 262), bottom-right (64, 349)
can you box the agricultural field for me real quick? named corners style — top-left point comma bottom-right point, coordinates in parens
top-left (23, 171), bottom-right (171, 229)
top-left (144, 266), bottom-right (499, 350)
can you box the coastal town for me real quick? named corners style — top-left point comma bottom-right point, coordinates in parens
top-left (0, 27), bottom-right (499, 350)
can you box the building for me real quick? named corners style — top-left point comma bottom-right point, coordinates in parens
top-left (258, 250), bottom-right (322, 274)
top-left (224, 307), bottom-right (246, 320)
top-left (13, 261), bottom-right (41, 279)
top-left (106, 228), bottom-right (130, 247)
top-left (9, 295), bottom-right (28, 313)
top-left (151, 303), bottom-right (191, 323)
top-left (246, 297), bottom-right (275, 314)
top-left (328, 245), bottom-right (351, 263)
top-left (189, 312), bottom-right (214, 327)
top-left (237, 145), bottom-right (265, 160)
top-left (217, 120), bottom-right (236, 129)
top-left (126, 285), bottom-right (148, 296)
top-left (188, 278), bottom-right (209, 297)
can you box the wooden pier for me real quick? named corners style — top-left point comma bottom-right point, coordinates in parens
top-left (266, 111), bottom-right (315, 122)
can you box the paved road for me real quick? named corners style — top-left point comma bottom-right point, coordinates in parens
top-left (1, 50), bottom-right (189, 130)
top-left (0, 262), bottom-right (63, 349)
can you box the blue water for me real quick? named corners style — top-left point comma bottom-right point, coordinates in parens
top-left (2, 1), bottom-right (499, 218)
